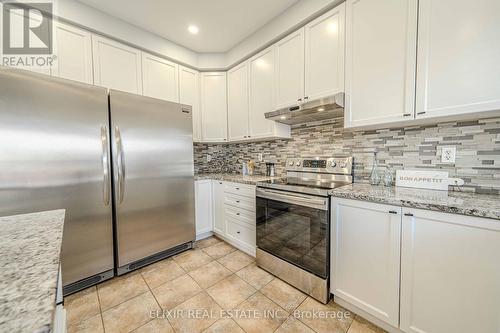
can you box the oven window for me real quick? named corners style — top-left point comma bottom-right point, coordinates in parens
top-left (256, 196), bottom-right (329, 278)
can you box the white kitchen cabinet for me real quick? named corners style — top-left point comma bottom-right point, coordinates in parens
top-left (200, 72), bottom-right (228, 143)
top-left (92, 35), bottom-right (142, 94)
top-left (195, 180), bottom-right (213, 239)
top-left (274, 28), bottom-right (305, 109)
top-left (212, 180), bottom-right (226, 235)
top-left (400, 208), bottom-right (500, 333)
top-left (142, 52), bottom-right (178, 102)
top-left (331, 198), bottom-right (401, 327)
top-left (304, 4), bottom-right (345, 101)
top-left (415, 0), bottom-right (500, 120)
top-left (51, 21), bottom-right (93, 84)
top-left (227, 62), bottom-right (250, 141)
top-left (248, 47), bottom-right (290, 140)
top-left (179, 66), bottom-right (201, 142)
top-left (344, 0), bottom-right (418, 128)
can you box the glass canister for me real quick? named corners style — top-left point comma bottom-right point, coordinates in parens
top-left (383, 165), bottom-right (394, 187)
top-left (369, 152), bottom-right (381, 185)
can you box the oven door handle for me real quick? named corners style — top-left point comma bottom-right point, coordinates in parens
top-left (256, 188), bottom-right (328, 211)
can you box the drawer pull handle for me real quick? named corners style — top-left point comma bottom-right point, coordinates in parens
top-left (236, 187), bottom-right (240, 190)
top-left (404, 213), bottom-right (414, 217)
top-left (236, 200), bottom-right (240, 203)
top-left (219, 182), bottom-right (223, 184)
top-left (389, 210), bottom-right (398, 215)
top-left (237, 231), bottom-right (240, 234)
top-left (236, 213), bottom-right (240, 216)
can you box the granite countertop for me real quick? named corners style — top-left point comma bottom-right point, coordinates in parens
top-left (330, 183), bottom-right (500, 220)
top-left (195, 173), bottom-right (281, 185)
top-left (0, 210), bottom-right (66, 333)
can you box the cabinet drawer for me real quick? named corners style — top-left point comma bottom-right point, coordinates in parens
top-left (224, 193), bottom-right (255, 212)
top-left (226, 218), bottom-right (255, 247)
top-left (225, 206), bottom-right (255, 226)
top-left (224, 182), bottom-right (255, 198)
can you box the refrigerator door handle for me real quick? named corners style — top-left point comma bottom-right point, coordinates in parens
top-left (101, 125), bottom-right (110, 206)
top-left (115, 126), bottom-right (125, 204)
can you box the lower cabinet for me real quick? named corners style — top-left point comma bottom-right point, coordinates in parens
top-left (400, 208), bottom-right (500, 333)
top-left (331, 198), bottom-right (500, 333)
top-left (212, 180), bottom-right (225, 234)
top-left (195, 179), bottom-right (256, 256)
top-left (331, 198), bottom-right (401, 327)
top-left (194, 179), bottom-right (213, 239)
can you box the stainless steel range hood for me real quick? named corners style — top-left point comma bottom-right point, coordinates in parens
top-left (265, 92), bottom-right (344, 125)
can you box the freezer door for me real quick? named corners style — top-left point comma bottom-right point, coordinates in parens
top-left (0, 68), bottom-right (114, 286)
top-left (110, 90), bottom-right (195, 267)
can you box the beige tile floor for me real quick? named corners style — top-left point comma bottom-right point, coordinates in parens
top-left (65, 236), bottom-right (386, 333)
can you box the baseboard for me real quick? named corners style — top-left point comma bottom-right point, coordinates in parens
top-left (196, 231), bottom-right (214, 241)
top-left (333, 296), bottom-right (404, 333)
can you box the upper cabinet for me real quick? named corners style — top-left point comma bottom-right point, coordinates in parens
top-left (274, 29), bottom-right (305, 109)
top-left (179, 66), bottom-right (201, 142)
top-left (142, 52), bottom-right (179, 102)
top-left (51, 21), bottom-right (93, 84)
top-left (248, 47), bottom-right (290, 140)
top-left (200, 72), bottom-right (228, 143)
top-left (415, 0), bottom-right (500, 120)
top-left (227, 62), bottom-right (250, 141)
top-left (304, 3), bottom-right (345, 101)
top-left (92, 35), bottom-right (143, 94)
top-left (344, 0), bottom-right (418, 128)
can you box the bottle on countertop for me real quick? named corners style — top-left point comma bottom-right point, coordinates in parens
top-left (369, 152), bottom-right (381, 185)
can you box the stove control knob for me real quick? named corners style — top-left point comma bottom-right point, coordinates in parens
top-left (329, 161), bottom-right (337, 167)
top-left (296, 161), bottom-right (301, 166)
top-left (288, 161), bottom-right (294, 166)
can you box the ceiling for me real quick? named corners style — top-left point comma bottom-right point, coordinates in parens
top-left (77, 0), bottom-right (300, 53)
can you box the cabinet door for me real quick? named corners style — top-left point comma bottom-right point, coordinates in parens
top-left (51, 21), bottom-right (93, 84)
top-left (211, 180), bottom-right (225, 235)
top-left (344, 0), bottom-right (417, 128)
top-left (331, 198), bottom-right (401, 327)
top-left (195, 180), bottom-right (213, 237)
top-left (304, 3), bottom-right (345, 101)
top-left (415, 0), bottom-right (500, 120)
top-left (249, 47), bottom-right (280, 139)
top-left (275, 28), bottom-right (305, 109)
top-left (142, 52), bottom-right (178, 102)
top-left (92, 35), bottom-right (142, 94)
top-left (401, 209), bottom-right (500, 333)
top-left (200, 72), bottom-right (228, 142)
top-left (227, 62), bottom-right (249, 141)
top-left (179, 66), bottom-right (201, 142)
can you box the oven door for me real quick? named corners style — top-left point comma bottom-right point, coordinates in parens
top-left (256, 187), bottom-right (329, 279)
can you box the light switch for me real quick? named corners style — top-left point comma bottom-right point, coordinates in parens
top-left (441, 147), bottom-right (456, 163)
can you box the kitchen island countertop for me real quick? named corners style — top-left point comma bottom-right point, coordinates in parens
top-left (0, 210), bottom-right (65, 333)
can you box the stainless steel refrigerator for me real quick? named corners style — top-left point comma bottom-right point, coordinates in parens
top-left (0, 68), bottom-right (195, 294)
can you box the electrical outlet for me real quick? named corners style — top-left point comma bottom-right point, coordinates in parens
top-left (258, 153), bottom-right (263, 162)
top-left (441, 147), bottom-right (456, 163)
top-left (206, 154), bottom-right (212, 162)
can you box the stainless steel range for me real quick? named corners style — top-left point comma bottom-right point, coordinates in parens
top-left (255, 157), bottom-right (353, 303)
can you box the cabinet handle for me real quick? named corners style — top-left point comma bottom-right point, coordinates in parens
top-left (236, 187), bottom-right (240, 190)
top-left (389, 210), bottom-right (398, 214)
top-left (219, 182), bottom-right (223, 184)
top-left (417, 112), bottom-right (426, 115)
top-left (236, 200), bottom-right (240, 203)
top-left (304, 96), bottom-right (309, 100)
top-left (403, 113), bottom-right (412, 117)
top-left (236, 213), bottom-right (240, 216)
top-left (298, 98), bottom-right (302, 102)
top-left (404, 213), bottom-right (414, 217)
top-left (237, 231), bottom-right (241, 234)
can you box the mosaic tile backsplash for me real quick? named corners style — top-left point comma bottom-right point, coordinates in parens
top-left (194, 117), bottom-right (500, 194)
